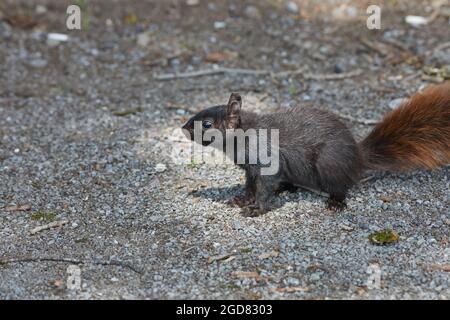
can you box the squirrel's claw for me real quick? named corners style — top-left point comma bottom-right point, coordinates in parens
top-left (326, 197), bottom-right (347, 212)
top-left (240, 205), bottom-right (265, 217)
top-left (229, 195), bottom-right (255, 208)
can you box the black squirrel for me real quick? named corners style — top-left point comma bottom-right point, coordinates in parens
top-left (182, 82), bottom-right (450, 216)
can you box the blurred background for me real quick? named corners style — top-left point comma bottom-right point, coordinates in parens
top-left (1, 0), bottom-right (449, 110)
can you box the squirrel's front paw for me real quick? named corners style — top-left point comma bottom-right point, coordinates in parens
top-left (326, 197), bottom-right (347, 212)
top-left (240, 205), bottom-right (266, 217)
top-left (229, 195), bottom-right (255, 208)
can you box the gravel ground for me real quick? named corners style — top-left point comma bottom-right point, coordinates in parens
top-left (0, 0), bottom-right (449, 299)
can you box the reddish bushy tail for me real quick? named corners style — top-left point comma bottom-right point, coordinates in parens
top-left (360, 82), bottom-right (450, 172)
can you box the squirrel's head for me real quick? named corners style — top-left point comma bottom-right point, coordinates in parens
top-left (181, 93), bottom-right (242, 146)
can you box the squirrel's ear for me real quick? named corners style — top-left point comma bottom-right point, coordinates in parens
top-left (226, 93), bottom-right (242, 129)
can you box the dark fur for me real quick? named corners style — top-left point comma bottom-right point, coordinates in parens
top-left (182, 84), bottom-right (450, 216)
top-left (182, 94), bottom-right (361, 215)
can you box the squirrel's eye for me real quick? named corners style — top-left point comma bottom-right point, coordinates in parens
top-left (202, 120), bottom-right (213, 129)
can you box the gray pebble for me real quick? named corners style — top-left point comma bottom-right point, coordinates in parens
top-left (244, 5), bottom-right (262, 19)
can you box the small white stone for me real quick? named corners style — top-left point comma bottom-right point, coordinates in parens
top-left (36, 5), bottom-right (47, 14)
top-left (389, 98), bottom-right (406, 109)
top-left (137, 32), bottom-right (151, 47)
top-left (310, 272), bottom-right (321, 281)
top-left (47, 33), bottom-right (69, 42)
top-left (332, 6), bottom-right (358, 20)
top-left (47, 33), bottom-right (69, 47)
top-left (186, 0), bottom-right (199, 6)
top-left (244, 5), bottom-right (262, 19)
top-left (91, 48), bottom-right (99, 56)
top-left (27, 58), bottom-right (48, 68)
top-left (405, 15), bottom-right (428, 27)
top-left (214, 21), bottom-right (226, 29)
top-left (286, 1), bottom-right (299, 14)
top-left (155, 163), bottom-right (167, 173)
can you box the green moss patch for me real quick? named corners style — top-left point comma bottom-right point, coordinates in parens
top-left (368, 230), bottom-right (399, 245)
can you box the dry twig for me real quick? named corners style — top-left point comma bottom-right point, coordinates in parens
top-left (429, 264), bottom-right (450, 272)
top-left (302, 69), bottom-right (363, 80)
top-left (0, 257), bottom-right (142, 274)
top-left (154, 67), bottom-right (269, 80)
top-left (30, 220), bottom-right (68, 235)
top-left (270, 286), bottom-right (309, 293)
top-left (4, 204), bottom-right (31, 211)
top-left (359, 175), bottom-right (377, 183)
top-left (154, 67), bottom-right (363, 81)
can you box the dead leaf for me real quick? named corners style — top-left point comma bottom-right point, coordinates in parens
top-left (341, 225), bottom-right (354, 231)
top-left (270, 286), bottom-right (309, 293)
top-left (360, 38), bottom-right (389, 56)
top-left (231, 271), bottom-right (270, 282)
top-left (5, 12), bottom-right (37, 29)
top-left (258, 250), bottom-right (279, 260)
top-left (250, 291), bottom-right (262, 299)
top-left (125, 13), bottom-right (138, 25)
top-left (355, 286), bottom-right (368, 296)
top-left (208, 254), bottom-right (232, 264)
top-left (379, 196), bottom-right (392, 203)
top-left (232, 271), bottom-right (259, 278)
top-left (223, 256), bottom-right (235, 263)
top-left (51, 279), bottom-right (64, 288)
top-left (430, 264), bottom-right (450, 272)
top-left (307, 264), bottom-right (329, 272)
top-left (112, 106), bottom-right (143, 116)
top-left (206, 51), bottom-right (238, 63)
